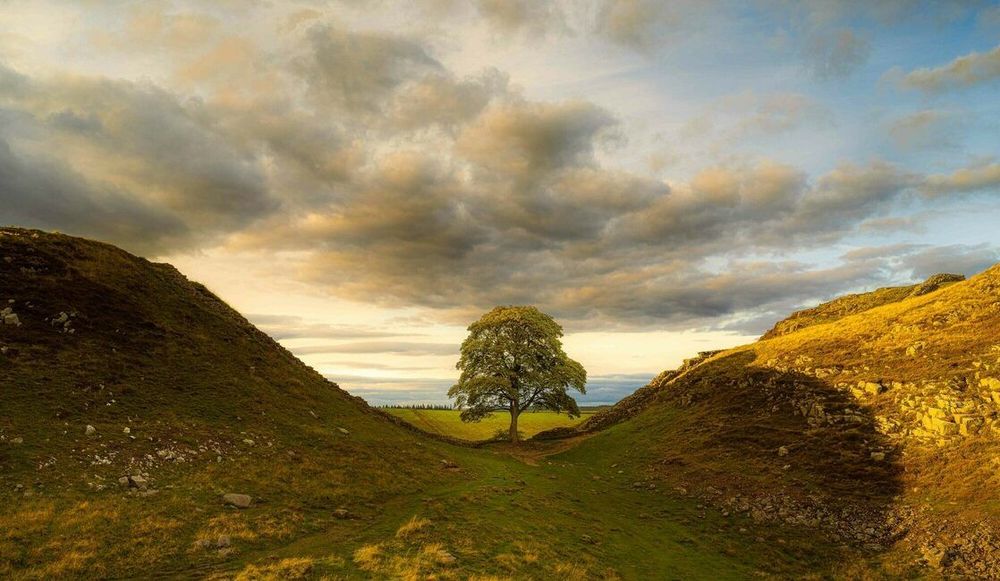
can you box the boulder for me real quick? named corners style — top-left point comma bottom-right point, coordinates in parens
top-left (922, 415), bottom-right (959, 436)
top-left (223, 493), bottom-right (252, 508)
top-left (858, 381), bottom-right (884, 396)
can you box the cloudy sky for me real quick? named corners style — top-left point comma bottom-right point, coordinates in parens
top-left (2, 1), bottom-right (999, 405)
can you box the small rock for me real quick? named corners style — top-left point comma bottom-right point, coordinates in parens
top-left (580, 534), bottom-right (596, 544)
top-left (333, 508), bottom-right (356, 520)
top-left (870, 452), bottom-right (886, 461)
top-left (123, 427), bottom-right (130, 434)
top-left (336, 427), bottom-right (350, 435)
top-left (118, 476), bottom-right (130, 488)
top-left (777, 446), bottom-right (788, 457)
top-left (440, 459), bottom-right (458, 469)
top-left (10, 437), bottom-right (23, 445)
top-left (130, 475), bottom-right (148, 490)
top-left (216, 535), bottom-right (231, 548)
top-left (85, 425), bottom-right (97, 436)
top-left (223, 493), bottom-right (252, 508)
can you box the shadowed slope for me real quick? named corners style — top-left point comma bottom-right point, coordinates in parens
top-left (0, 228), bottom-right (461, 577)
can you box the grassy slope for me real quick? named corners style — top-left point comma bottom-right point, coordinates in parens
top-left (555, 264), bottom-right (1000, 577)
top-left (0, 229), bottom-right (851, 580)
top-left (385, 409), bottom-right (593, 441)
top-left (760, 272), bottom-right (964, 340)
top-left (0, 229), bottom-right (465, 578)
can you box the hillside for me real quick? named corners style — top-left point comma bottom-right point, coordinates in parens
top-left (550, 264), bottom-right (1000, 577)
top-left (4, 227), bottom-right (998, 579)
top-left (0, 228), bottom-right (471, 577)
top-left (760, 272), bottom-right (965, 339)
top-left (1, 229), bottom-right (862, 580)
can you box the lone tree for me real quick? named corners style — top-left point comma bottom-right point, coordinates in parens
top-left (448, 306), bottom-right (586, 443)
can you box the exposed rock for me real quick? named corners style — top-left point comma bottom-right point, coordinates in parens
top-left (129, 475), bottom-right (148, 490)
top-left (870, 452), bottom-right (885, 461)
top-left (777, 446), bottom-right (789, 457)
top-left (223, 493), bottom-right (252, 508)
top-left (9, 437), bottom-right (23, 445)
top-left (440, 459), bottom-right (458, 469)
top-left (333, 508), bottom-right (357, 520)
top-left (336, 427), bottom-right (350, 435)
top-left (85, 425), bottom-right (97, 436)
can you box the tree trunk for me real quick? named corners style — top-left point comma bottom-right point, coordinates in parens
top-left (509, 405), bottom-right (520, 443)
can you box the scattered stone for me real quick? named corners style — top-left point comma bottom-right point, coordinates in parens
top-left (123, 427), bottom-right (130, 434)
top-left (130, 475), bottom-right (148, 490)
top-left (85, 425), bottom-right (97, 436)
top-left (333, 508), bottom-right (357, 520)
top-left (580, 534), bottom-right (596, 544)
top-left (336, 427), bottom-right (350, 435)
top-left (223, 493), bottom-right (252, 508)
top-left (10, 437), bottom-right (23, 445)
top-left (118, 476), bottom-right (130, 488)
top-left (870, 452), bottom-right (886, 462)
top-left (440, 459), bottom-right (458, 469)
top-left (777, 446), bottom-right (789, 457)
top-left (216, 535), bottom-right (231, 548)
top-left (242, 439), bottom-right (255, 446)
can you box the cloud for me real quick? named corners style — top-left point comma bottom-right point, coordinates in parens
top-left (923, 161), bottom-right (1000, 196)
top-left (595, 0), bottom-right (710, 52)
top-left (475, 0), bottom-right (566, 38)
top-left (298, 24), bottom-right (442, 114)
top-left (887, 109), bottom-right (967, 151)
top-left (0, 132), bottom-right (189, 254)
top-left (899, 44), bottom-right (1000, 92)
top-left (292, 341), bottom-right (458, 356)
top-left (803, 28), bottom-right (870, 79)
top-left (0, 62), bottom-right (278, 252)
top-left (900, 244), bottom-right (1000, 279)
top-left (248, 314), bottom-right (409, 340)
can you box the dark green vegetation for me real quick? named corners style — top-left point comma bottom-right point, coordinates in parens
top-left (450, 306), bottom-right (586, 443)
top-left (3, 228), bottom-right (1000, 578)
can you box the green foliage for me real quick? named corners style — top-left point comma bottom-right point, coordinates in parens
top-left (448, 306), bottom-right (586, 442)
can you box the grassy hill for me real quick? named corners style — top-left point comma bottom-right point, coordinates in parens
top-left (3, 227), bottom-right (998, 578)
top-left (0, 228), bottom-right (857, 579)
top-left (545, 263), bottom-right (1000, 577)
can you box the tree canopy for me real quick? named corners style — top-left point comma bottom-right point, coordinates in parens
top-left (448, 305), bottom-right (586, 442)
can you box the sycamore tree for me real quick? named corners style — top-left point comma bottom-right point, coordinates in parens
top-left (448, 306), bottom-right (586, 443)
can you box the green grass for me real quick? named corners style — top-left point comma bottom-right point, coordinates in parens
top-left (385, 409), bottom-right (594, 440)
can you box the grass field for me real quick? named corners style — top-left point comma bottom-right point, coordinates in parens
top-left (384, 408), bottom-right (595, 440)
